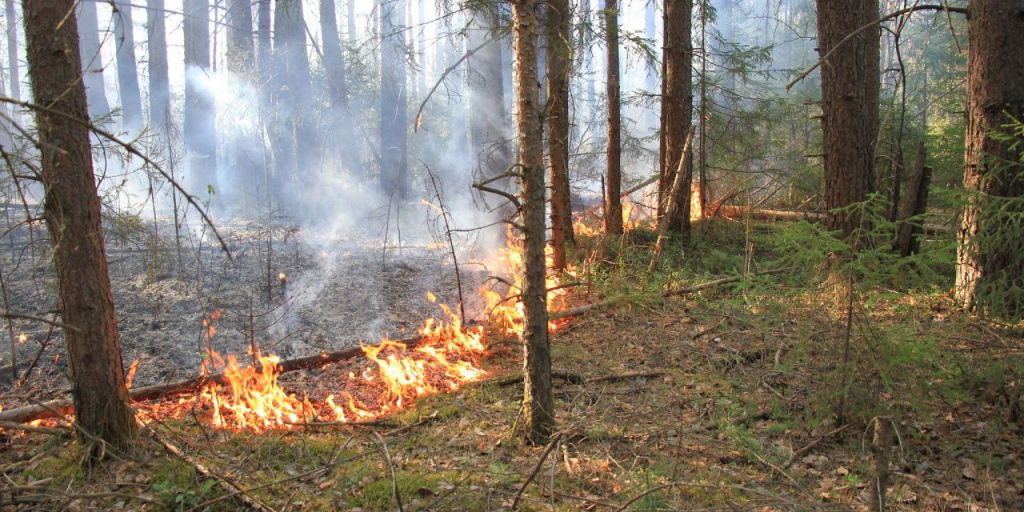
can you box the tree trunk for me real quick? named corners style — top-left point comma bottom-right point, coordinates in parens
top-left (467, 4), bottom-right (511, 195)
top-left (256, 0), bottom-right (271, 77)
top-left (894, 142), bottom-right (930, 257)
top-left (604, 0), bottom-right (622, 235)
top-left (347, 0), bottom-right (357, 46)
top-left (379, 0), bottom-right (408, 199)
top-left (955, 0), bottom-right (1024, 318)
top-left (226, 0), bottom-right (254, 76)
top-left (4, 0), bottom-right (21, 126)
top-left (511, 0), bottom-right (554, 445)
top-left (321, 0), bottom-right (362, 175)
top-left (112, 0), bottom-right (143, 131)
top-left (23, 0), bottom-right (137, 455)
top-left (183, 0), bottom-right (218, 198)
top-left (546, 0), bottom-right (572, 269)
top-left (77, 0), bottom-right (111, 120)
top-left (816, 0), bottom-right (879, 239)
top-left (146, 0), bottom-right (170, 131)
top-left (658, 0), bottom-right (693, 235)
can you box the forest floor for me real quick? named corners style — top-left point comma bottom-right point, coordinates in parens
top-left (0, 219), bottom-right (1022, 511)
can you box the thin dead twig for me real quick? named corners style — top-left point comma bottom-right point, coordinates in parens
top-left (784, 424), bottom-right (851, 468)
top-left (510, 432), bottom-right (564, 510)
top-left (373, 431), bottom-right (405, 512)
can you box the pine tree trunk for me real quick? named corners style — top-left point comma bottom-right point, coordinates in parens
top-left (347, 0), bottom-right (357, 46)
top-left (183, 0), bottom-right (218, 198)
top-left (4, 0), bottom-right (21, 126)
top-left (604, 0), bottom-right (623, 235)
top-left (816, 0), bottom-right (879, 239)
top-left (256, 0), bottom-right (271, 76)
top-left (658, 0), bottom-right (693, 234)
top-left (467, 4), bottom-right (511, 195)
top-left (77, 0), bottom-right (111, 119)
top-left (511, 0), bottom-right (554, 445)
top-left (380, 0), bottom-right (408, 199)
top-left (955, 0), bottom-right (1024, 318)
top-left (321, 0), bottom-right (362, 175)
top-left (113, 0), bottom-right (143, 131)
top-left (546, 0), bottom-right (573, 269)
top-left (146, 0), bottom-right (170, 131)
top-left (23, 0), bottom-right (136, 456)
top-left (226, 0), bottom-right (254, 76)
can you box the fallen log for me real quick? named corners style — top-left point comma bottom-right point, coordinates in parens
top-left (717, 206), bottom-right (952, 235)
top-left (0, 335), bottom-right (429, 425)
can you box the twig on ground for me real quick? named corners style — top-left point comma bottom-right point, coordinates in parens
top-left (510, 432), bottom-right (564, 510)
top-left (373, 431), bottom-right (405, 512)
top-left (784, 424), bottom-right (851, 467)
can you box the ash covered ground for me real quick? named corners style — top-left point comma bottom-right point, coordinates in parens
top-left (0, 212), bottom-right (498, 401)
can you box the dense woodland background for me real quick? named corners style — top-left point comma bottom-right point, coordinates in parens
top-left (1, 0), bottom-right (1024, 510)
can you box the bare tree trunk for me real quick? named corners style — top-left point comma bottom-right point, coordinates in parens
top-left (379, 0), bottom-right (408, 199)
top-left (955, 0), bottom-right (1024, 318)
top-left (77, 0), bottom-right (111, 119)
top-left (894, 142), bottom-right (930, 257)
top-left (658, 0), bottom-right (693, 234)
top-left (546, 0), bottom-right (572, 269)
top-left (226, 0), bottom-right (254, 76)
top-left (256, 0), bottom-right (271, 76)
top-left (112, 0), bottom-right (143, 131)
top-left (321, 0), bottom-right (362, 175)
top-left (183, 0), bottom-right (218, 198)
top-left (816, 0), bottom-right (879, 239)
top-left (467, 4), bottom-right (510, 192)
top-left (347, 0), bottom-right (357, 46)
top-left (4, 0), bottom-right (21, 126)
top-left (146, 0), bottom-right (170, 131)
top-left (23, 0), bottom-right (136, 456)
top-left (604, 0), bottom-right (622, 235)
top-left (511, 0), bottom-right (554, 445)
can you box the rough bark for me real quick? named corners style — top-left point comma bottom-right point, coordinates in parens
top-left (546, 0), bottom-right (573, 269)
top-left (183, 0), bottom-right (218, 197)
top-left (379, 0), bottom-right (408, 199)
top-left (146, 0), bottom-right (170, 131)
top-left (816, 0), bottom-right (880, 239)
top-left (658, 0), bottom-right (693, 235)
top-left (4, 0), bottom-right (21, 125)
top-left (895, 142), bottom-right (931, 257)
top-left (76, 0), bottom-right (111, 119)
top-left (511, 0), bottom-right (554, 445)
top-left (23, 0), bottom-right (137, 454)
top-left (604, 0), bottom-right (623, 235)
top-left (320, 0), bottom-right (362, 175)
top-left (955, 0), bottom-right (1024, 318)
top-left (112, 0), bottom-right (143, 131)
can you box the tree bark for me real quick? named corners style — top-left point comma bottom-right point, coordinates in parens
top-left (658, 0), bottom-right (693, 235)
top-left (955, 0), bottom-right (1024, 318)
top-left (183, 0), bottom-right (218, 198)
top-left (76, 0), bottom-right (111, 120)
top-left (816, 0), bottom-right (880, 240)
top-left (146, 0), bottom-right (170, 131)
top-left (604, 0), bottom-right (623, 235)
top-left (511, 0), bottom-right (554, 445)
top-left (546, 0), bottom-right (573, 269)
top-left (23, 0), bottom-right (137, 454)
top-left (379, 0), bottom-right (408, 199)
top-left (112, 0), bottom-right (143, 131)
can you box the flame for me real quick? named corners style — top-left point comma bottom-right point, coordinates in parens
top-left (18, 333), bottom-right (27, 345)
top-left (571, 183), bottom-right (702, 236)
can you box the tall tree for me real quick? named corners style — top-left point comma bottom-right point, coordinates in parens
top-left (256, 0), bottom-right (271, 76)
top-left (225, 0), bottom-right (257, 207)
top-left (226, 0), bottom-right (254, 76)
top-left (467, 3), bottom-right (510, 196)
top-left (511, 0), bottom-right (554, 445)
top-left (816, 0), bottom-right (880, 239)
top-left (183, 0), bottom-right (218, 196)
top-left (379, 0), bottom-right (408, 199)
top-left (112, 0), bottom-right (143, 131)
top-left (23, 0), bottom-right (136, 455)
top-left (321, 0), bottom-right (362, 175)
top-left (546, 0), bottom-right (573, 269)
top-left (4, 0), bottom-right (21, 126)
top-left (146, 0), bottom-right (169, 131)
top-left (604, 0), bottom-right (622, 235)
top-left (271, 0), bottom-right (315, 194)
top-left (346, 0), bottom-right (357, 46)
top-left (955, 0), bottom-right (1024, 318)
top-left (657, 0), bottom-right (693, 234)
top-left (77, 0), bottom-right (111, 120)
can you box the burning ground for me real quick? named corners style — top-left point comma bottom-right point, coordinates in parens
top-left (1, 222), bottom-right (1023, 511)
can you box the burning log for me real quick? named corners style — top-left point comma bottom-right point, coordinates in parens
top-left (0, 335), bottom-right (432, 425)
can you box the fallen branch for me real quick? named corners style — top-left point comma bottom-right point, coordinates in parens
top-left (0, 334), bottom-right (431, 424)
top-left (549, 271), bottom-right (782, 320)
top-left (716, 206), bottom-right (952, 235)
top-left (784, 424), bottom-right (850, 468)
top-left (511, 432), bottom-right (564, 510)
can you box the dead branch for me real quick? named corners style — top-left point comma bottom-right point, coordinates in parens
top-left (511, 432), bottom-right (564, 510)
top-left (0, 334), bottom-right (431, 424)
top-left (783, 424), bottom-right (851, 468)
top-left (373, 431), bottom-right (405, 512)
top-left (414, 33), bottom-right (503, 133)
top-left (0, 312), bottom-right (77, 331)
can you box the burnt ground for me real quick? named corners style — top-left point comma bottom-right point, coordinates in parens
top-left (0, 220), bottom-right (1023, 511)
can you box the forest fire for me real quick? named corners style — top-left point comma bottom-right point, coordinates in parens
top-left (571, 182), bottom-right (703, 237)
